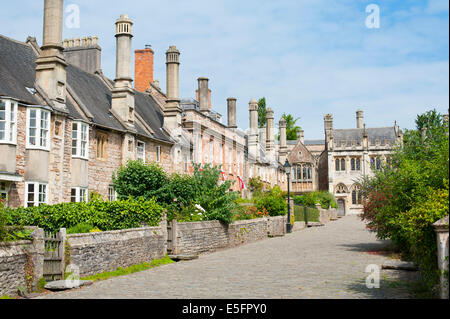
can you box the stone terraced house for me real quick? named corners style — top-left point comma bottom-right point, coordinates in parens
top-left (1, 0), bottom-right (405, 210)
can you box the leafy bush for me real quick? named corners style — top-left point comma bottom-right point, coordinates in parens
top-left (112, 160), bottom-right (169, 202)
top-left (361, 109), bottom-right (449, 295)
top-left (4, 197), bottom-right (164, 233)
top-left (248, 177), bottom-right (264, 196)
top-left (294, 191), bottom-right (337, 209)
top-left (255, 185), bottom-right (287, 216)
top-left (67, 223), bottom-right (97, 234)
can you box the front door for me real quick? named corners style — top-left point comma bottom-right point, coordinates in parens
top-left (337, 199), bottom-right (345, 216)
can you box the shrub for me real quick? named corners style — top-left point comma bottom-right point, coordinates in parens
top-left (294, 191), bottom-right (337, 209)
top-left (361, 109), bottom-right (449, 295)
top-left (248, 177), bottom-right (264, 196)
top-left (112, 160), bottom-right (169, 202)
top-left (5, 197), bottom-right (164, 233)
top-left (255, 185), bottom-right (287, 216)
top-left (67, 223), bottom-right (96, 234)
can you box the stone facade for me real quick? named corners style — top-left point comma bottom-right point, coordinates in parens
top-left (433, 216), bottom-right (449, 299)
top-left (169, 216), bottom-right (286, 256)
top-left (323, 111), bottom-right (403, 215)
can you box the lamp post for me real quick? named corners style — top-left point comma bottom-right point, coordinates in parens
top-left (284, 159), bottom-right (292, 233)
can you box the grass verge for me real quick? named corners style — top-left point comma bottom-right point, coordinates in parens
top-left (80, 256), bottom-right (174, 282)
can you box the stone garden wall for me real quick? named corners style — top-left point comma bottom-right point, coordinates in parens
top-left (67, 223), bottom-right (167, 278)
top-left (171, 216), bottom-right (287, 255)
top-left (0, 228), bottom-right (44, 297)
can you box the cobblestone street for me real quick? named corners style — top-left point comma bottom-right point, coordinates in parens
top-left (36, 216), bottom-right (419, 299)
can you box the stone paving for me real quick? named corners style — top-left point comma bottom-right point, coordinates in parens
top-left (36, 216), bottom-right (419, 299)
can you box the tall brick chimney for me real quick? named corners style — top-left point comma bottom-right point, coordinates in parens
top-left (135, 45), bottom-right (154, 92)
top-left (198, 77), bottom-right (210, 113)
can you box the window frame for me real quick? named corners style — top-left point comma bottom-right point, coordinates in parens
top-left (136, 140), bottom-right (146, 163)
top-left (25, 182), bottom-right (48, 208)
top-left (108, 185), bottom-right (118, 202)
top-left (72, 121), bottom-right (89, 160)
top-left (71, 187), bottom-right (88, 203)
top-left (26, 107), bottom-right (51, 151)
top-left (95, 131), bottom-right (108, 160)
top-left (0, 99), bottom-right (18, 144)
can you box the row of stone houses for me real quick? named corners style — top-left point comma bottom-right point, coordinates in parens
top-left (0, 0), bottom-right (405, 215)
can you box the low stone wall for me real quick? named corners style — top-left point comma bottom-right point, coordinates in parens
top-left (292, 221), bottom-right (306, 232)
top-left (67, 223), bottom-right (167, 278)
top-left (171, 216), bottom-right (287, 255)
top-left (0, 228), bottom-right (44, 297)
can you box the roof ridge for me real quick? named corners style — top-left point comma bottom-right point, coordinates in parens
top-left (0, 34), bottom-right (31, 47)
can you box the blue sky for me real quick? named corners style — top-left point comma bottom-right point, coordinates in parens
top-left (1, 0), bottom-right (448, 139)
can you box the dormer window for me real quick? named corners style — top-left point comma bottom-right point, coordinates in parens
top-left (26, 107), bottom-right (50, 150)
top-left (72, 121), bottom-right (89, 159)
top-left (0, 99), bottom-right (18, 144)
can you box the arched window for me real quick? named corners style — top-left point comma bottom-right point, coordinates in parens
top-left (351, 158), bottom-right (356, 171)
top-left (335, 158), bottom-right (340, 171)
top-left (335, 183), bottom-right (348, 194)
top-left (308, 167), bottom-right (312, 180)
top-left (341, 158), bottom-right (346, 171)
top-left (356, 158), bottom-right (361, 170)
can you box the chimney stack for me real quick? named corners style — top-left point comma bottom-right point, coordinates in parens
top-left (63, 35), bottom-right (102, 74)
top-left (298, 129), bottom-right (304, 144)
top-left (227, 98), bottom-right (237, 128)
top-left (134, 45), bottom-right (154, 92)
top-left (266, 108), bottom-right (275, 157)
top-left (279, 118), bottom-right (287, 164)
top-left (198, 77), bottom-right (210, 113)
top-left (356, 109), bottom-right (364, 129)
top-left (249, 99), bottom-right (259, 161)
top-left (164, 45), bottom-right (182, 130)
top-left (111, 14), bottom-right (135, 126)
top-left (35, 0), bottom-right (67, 108)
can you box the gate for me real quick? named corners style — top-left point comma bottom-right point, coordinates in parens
top-left (167, 223), bottom-right (173, 254)
top-left (43, 230), bottom-right (64, 281)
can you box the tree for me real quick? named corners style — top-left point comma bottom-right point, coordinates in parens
top-left (280, 113), bottom-right (301, 140)
top-left (258, 98), bottom-right (266, 128)
top-left (360, 110), bottom-right (449, 294)
top-left (415, 109), bottom-right (443, 131)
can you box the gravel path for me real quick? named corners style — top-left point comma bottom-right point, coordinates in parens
top-left (36, 216), bottom-right (419, 299)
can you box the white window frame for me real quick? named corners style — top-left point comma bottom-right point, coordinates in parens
top-left (25, 182), bottom-right (48, 207)
top-left (0, 99), bottom-right (18, 144)
top-left (108, 185), bottom-right (118, 201)
top-left (136, 140), bottom-right (146, 162)
top-left (72, 121), bottom-right (89, 159)
top-left (26, 107), bottom-right (51, 150)
top-left (71, 187), bottom-right (88, 203)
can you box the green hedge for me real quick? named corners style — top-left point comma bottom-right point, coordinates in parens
top-left (294, 205), bottom-right (319, 222)
top-left (4, 197), bottom-right (164, 233)
top-left (294, 191), bottom-right (338, 209)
